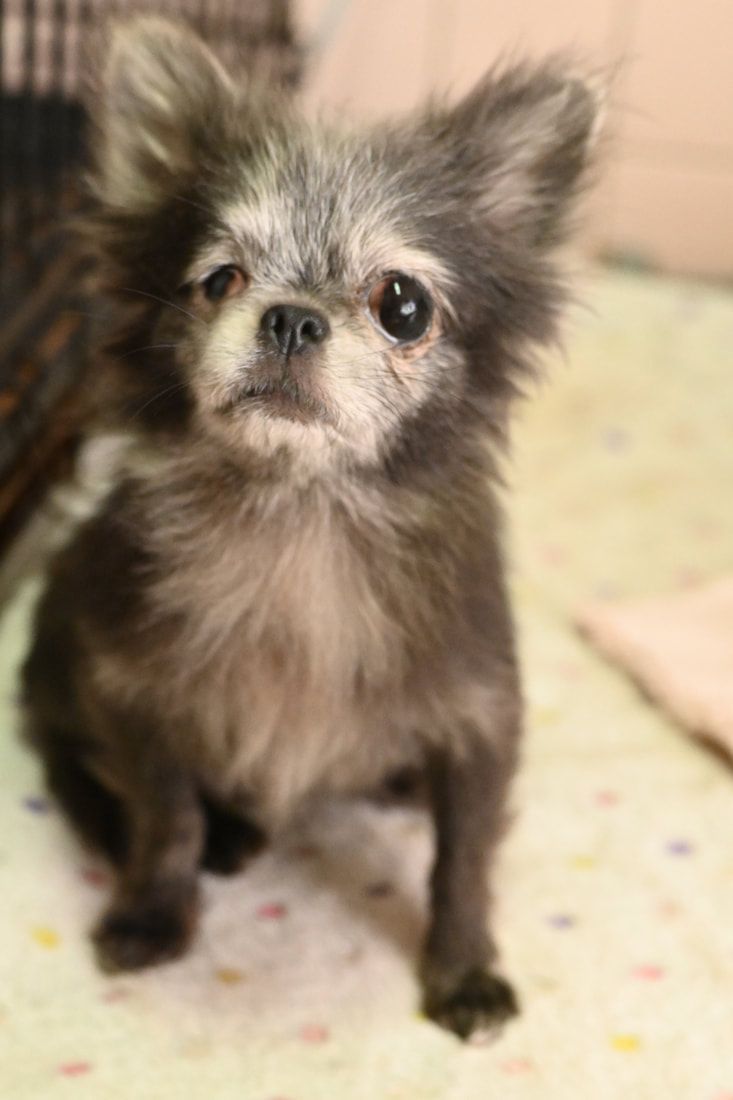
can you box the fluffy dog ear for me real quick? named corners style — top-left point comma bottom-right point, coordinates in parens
top-left (92, 17), bottom-right (233, 212)
top-left (419, 58), bottom-right (604, 248)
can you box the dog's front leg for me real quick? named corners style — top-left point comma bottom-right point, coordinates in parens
top-left (420, 694), bottom-right (520, 1039)
top-left (88, 706), bottom-right (205, 974)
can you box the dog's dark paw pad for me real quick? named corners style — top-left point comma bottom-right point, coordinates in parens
top-left (202, 816), bottom-right (267, 876)
top-left (93, 896), bottom-right (196, 973)
top-left (423, 969), bottom-right (519, 1040)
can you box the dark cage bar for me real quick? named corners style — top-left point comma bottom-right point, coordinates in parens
top-left (0, 0), bottom-right (300, 549)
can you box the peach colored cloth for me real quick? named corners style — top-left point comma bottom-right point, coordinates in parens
top-left (577, 578), bottom-right (733, 757)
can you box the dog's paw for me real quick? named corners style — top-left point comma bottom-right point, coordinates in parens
top-left (422, 967), bottom-right (519, 1040)
top-left (93, 893), bottom-right (197, 973)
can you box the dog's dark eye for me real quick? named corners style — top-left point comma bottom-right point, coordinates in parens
top-left (368, 273), bottom-right (433, 344)
top-left (201, 264), bottom-right (247, 303)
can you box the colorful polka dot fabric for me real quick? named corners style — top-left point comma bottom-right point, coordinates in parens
top-left (1, 267), bottom-right (733, 1097)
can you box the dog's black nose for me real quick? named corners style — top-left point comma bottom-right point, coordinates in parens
top-left (260, 304), bottom-right (330, 357)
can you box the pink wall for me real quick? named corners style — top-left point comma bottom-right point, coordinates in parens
top-left (296, 0), bottom-right (733, 279)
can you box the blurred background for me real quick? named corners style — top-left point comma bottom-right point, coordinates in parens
top-left (300, 0), bottom-right (733, 280)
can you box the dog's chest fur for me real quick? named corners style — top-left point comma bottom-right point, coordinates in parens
top-left (113, 462), bottom-right (451, 820)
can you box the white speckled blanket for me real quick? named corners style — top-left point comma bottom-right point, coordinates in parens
top-left (2, 267), bottom-right (733, 1099)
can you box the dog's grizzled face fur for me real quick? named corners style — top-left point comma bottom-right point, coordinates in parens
top-left (93, 19), bottom-right (600, 472)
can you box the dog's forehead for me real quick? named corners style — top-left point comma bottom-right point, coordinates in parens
top-left (213, 131), bottom-right (448, 293)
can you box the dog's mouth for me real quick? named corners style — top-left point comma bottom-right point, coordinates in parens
top-left (221, 379), bottom-right (333, 426)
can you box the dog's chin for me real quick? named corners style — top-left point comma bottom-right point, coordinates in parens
top-left (207, 400), bottom-right (391, 477)
top-left (203, 394), bottom-right (340, 472)
top-left (245, 390), bottom-right (318, 426)
top-left (202, 380), bottom-right (388, 472)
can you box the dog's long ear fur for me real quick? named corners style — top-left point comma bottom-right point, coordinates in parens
top-left (418, 59), bottom-right (603, 249)
top-left (92, 17), bottom-right (233, 213)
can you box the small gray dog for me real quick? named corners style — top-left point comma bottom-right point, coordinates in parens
top-left (23, 18), bottom-right (599, 1039)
